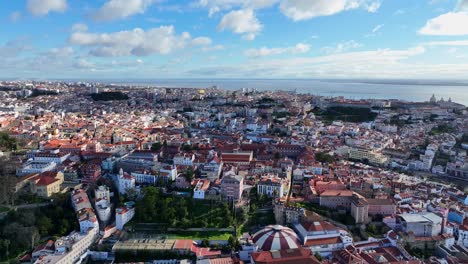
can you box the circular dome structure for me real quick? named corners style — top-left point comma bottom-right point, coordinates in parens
top-left (252, 225), bottom-right (301, 251)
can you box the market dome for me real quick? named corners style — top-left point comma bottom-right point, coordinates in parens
top-left (252, 225), bottom-right (301, 251)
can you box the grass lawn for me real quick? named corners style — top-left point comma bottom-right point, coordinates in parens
top-left (166, 231), bottom-right (232, 240)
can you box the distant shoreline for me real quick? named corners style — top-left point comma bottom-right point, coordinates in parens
top-left (2, 78), bottom-right (468, 105)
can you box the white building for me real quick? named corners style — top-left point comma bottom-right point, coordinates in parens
top-left (77, 210), bottom-right (99, 233)
top-left (16, 160), bottom-right (57, 176)
top-left (116, 205), bottom-right (135, 230)
top-left (257, 176), bottom-right (286, 197)
top-left (160, 165), bottom-right (178, 181)
top-left (199, 158), bottom-right (223, 182)
top-left (95, 198), bottom-right (112, 224)
top-left (239, 243), bottom-right (258, 262)
top-left (31, 149), bottom-right (70, 164)
top-left (397, 212), bottom-right (442, 237)
top-left (173, 153), bottom-right (195, 166)
top-left (117, 169), bottom-right (136, 195)
top-left (131, 171), bottom-right (158, 185)
top-left (294, 220), bottom-right (353, 257)
top-left (458, 225), bottom-right (468, 247)
top-left (193, 179), bottom-right (210, 199)
top-left (35, 227), bottom-right (99, 264)
top-left (246, 120), bottom-right (269, 134)
top-left (71, 189), bottom-right (100, 233)
top-left (95, 185), bottom-right (111, 201)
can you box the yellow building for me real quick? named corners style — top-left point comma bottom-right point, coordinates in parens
top-left (349, 147), bottom-right (389, 165)
top-left (30, 171), bottom-right (64, 198)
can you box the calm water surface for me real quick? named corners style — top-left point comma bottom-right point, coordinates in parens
top-left (100, 79), bottom-right (468, 106)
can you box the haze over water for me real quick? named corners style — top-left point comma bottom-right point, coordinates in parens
top-left (103, 79), bottom-right (468, 106)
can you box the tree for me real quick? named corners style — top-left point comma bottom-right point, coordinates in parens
top-left (227, 236), bottom-right (236, 251)
top-left (0, 158), bottom-right (17, 205)
top-left (0, 132), bottom-right (18, 151)
top-left (201, 239), bottom-right (210, 248)
top-left (184, 167), bottom-right (194, 182)
top-left (36, 215), bottom-right (53, 235)
top-left (315, 152), bottom-right (335, 163)
top-left (0, 239), bottom-right (10, 260)
top-left (19, 211), bottom-right (36, 227)
top-left (274, 152), bottom-right (281, 160)
top-left (227, 236), bottom-right (240, 250)
top-left (151, 142), bottom-right (162, 151)
top-left (367, 224), bottom-right (377, 235)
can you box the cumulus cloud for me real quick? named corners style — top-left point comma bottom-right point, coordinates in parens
top-left (279, 0), bottom-right (381, 21)
top-left (72, 23), bottom-right (88, 32)
top-left (322, 40), bottom-right (363, 54)
top-left (68, 26), bottom-right (211, 57)
top-left (366, 1), bottom-right (381, 13)
top-left (245, 43), bottom-right (310, 57)
top-left (27, 0), bottom-right (67, 16)
top-left (457, 0), bottom-right (468, 11)
top-left (218, 9), bottom-right (262, 40)
top-left (419, 12), bottom-right (468, 35)
top-left (192, 37), bottom-right (213, 46)
top-left (196, 0), bottom-right (278, 16)
top-left (92, 0), bottom-right (159, 21)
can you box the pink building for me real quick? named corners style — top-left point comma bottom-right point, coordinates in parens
top-left (319, 190), bottom-right (354, 210)
top-left (314, 180), bottom-right (346, 194)
top-left (367, 199), bottom-right (396, 216)
top-left (220, 172), bottom-right (244, 201)
top-left (81, 162), bottom-right (101, 183)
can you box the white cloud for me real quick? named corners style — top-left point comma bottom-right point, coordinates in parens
top-left (293, 43), bottom-right (311, 53)
top-left (366, 1), bottom-right (381, 13)
top-left (46, 47), bottom-right (74, 58)
top-left (242, 33), bottom-right (257, 41)
top-left (196, 0), bottom-right (278, 16)
top-left (372, 24), bottom-right (384, 33)
top-left (245, 43), bottom-right (311, 57)
top-left (457, 0), bottom-right (468, 11)
top-left (27, 0), bottom-right (67, 16)
top-left (72, 23), bottom-right (88, 32)
top-left (218, 9), bottom-right (262, 40)
top-left (322, 40), bottom-right (363, 54)
top-left (423, 40), bottom-right (468, 46)
top-left (279, 0), bottom-right (381, 21)
top-left (189, 46), bottom-right (431, 78)
top-left (201, 44), bottom-right (225, 51)
top-left (73, 58), bottom-right (95, 69)
top-left (192, 37), bottom-right (212, 46)
top-left (92, 0), bottom-right (158, 21)
top-left (0, 38), bottom-right (31, 58)
top-left (419, 12), bottom-right (468, 35)
top-left (9, 11), bottom-right (21, 22)
top-left (68, 26), bottom-right (211, 57)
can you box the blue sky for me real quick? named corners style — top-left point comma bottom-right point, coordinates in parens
top-left (2, 0), bottom-right (468, 79)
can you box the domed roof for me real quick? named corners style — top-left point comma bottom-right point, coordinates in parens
top-left (252, 225), bottom-right (301, 251)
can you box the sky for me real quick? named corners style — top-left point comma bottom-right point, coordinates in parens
top-left (2, 0), bottom-right (468, 80)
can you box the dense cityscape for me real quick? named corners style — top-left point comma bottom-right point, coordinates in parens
top-left (0, 80), bottom-right (467, 264)
top-left (3, 0), bottom-right (468, 263)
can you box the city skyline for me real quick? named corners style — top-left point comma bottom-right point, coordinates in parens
top-left (2, 0), bottom-right (468, 79)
